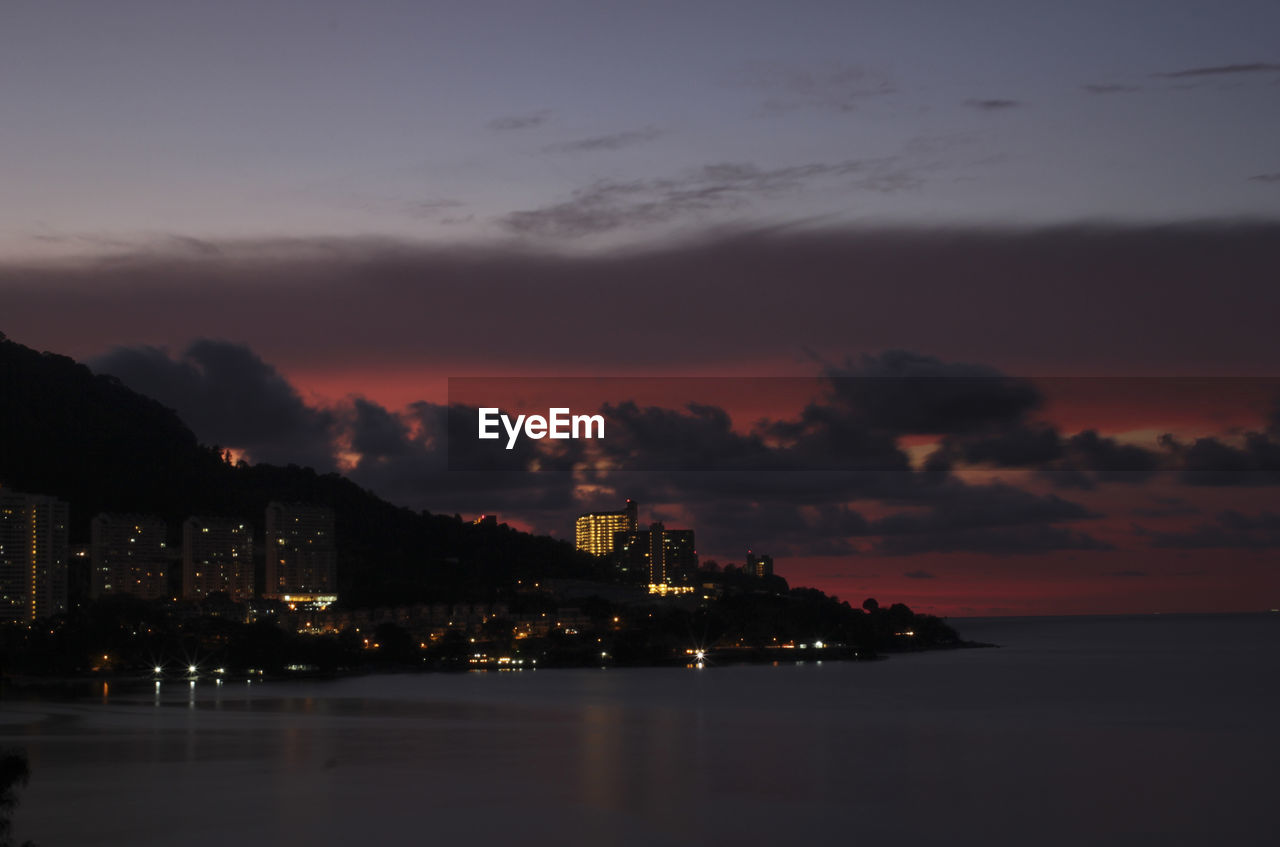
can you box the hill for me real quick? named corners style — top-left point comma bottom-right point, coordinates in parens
top-left (0, 332), bottom-right (597, 605)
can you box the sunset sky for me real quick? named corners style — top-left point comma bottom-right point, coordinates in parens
top-left (3, 1), bottom-right (1278, 615)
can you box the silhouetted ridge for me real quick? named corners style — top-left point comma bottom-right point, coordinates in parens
top-left (0, 332), bottom-right (595, 605)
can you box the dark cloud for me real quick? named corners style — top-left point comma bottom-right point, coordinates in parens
top-left (1065, 431), bottom-right (1160, 479)
top-left (848, 480), bottom-right (1108, 556)
top-left (369, 359), bottom-right (1118, 558)
top-left (81, 335), bottom-right (1139, 559)
top-left (814, 351), bottom-right (1043, 435)
top-left (1082, 83), bottom-right (1141, 94)
top-left (1161, 430), bottom-right (1280, 486)
top-left (91, 340), bottom-right (336, 470)
top-left (8, 223), bottom-right (1280, 379)
top-left (487, 110), bottom-right (552, 131)
top-left (903, 570), bottom-right (936, 579)
top-left (342, 400), bottom-right (582, 525)
top-left (1108, 570), bottom-right (1147, 578)
top-left (875, 525), bottom-right (1110, 556)
top-left (1130, 495), bottom-right (1199, 519)
top-left (346, 398), bottom-right (413, 459)
top-left (1250, 173), bottom-right (1280, 183)
top-left (870, 482), bottom-right (1097, 535)
top-left (544, 128), bottom-right (663, 154)
top-left (669, 499), bottom-right (869, 558)
top-left (965, 99), bottom-right (1021, 110)
top-left (1142, 510), bottom-right (1280, 550)
top-left (591, 401), bottom-right (780, 470)
top-left (943, 424), bottom-right (1063, 467)
top-left (1153, 63), bottom-right (1280, 78)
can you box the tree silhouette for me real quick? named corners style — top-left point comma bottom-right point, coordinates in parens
top-left (0, 749), bottom-right (34, 847)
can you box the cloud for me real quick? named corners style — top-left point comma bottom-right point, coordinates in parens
top-left (1250, 173), bottom-right (1280, 183)
top-left (871, 482), bottom-right (1098, 535)
top-left (903, 569), bottom-right (936, 579)
top-left (1062, 430), bottom-right (1161, 483)
top-left (737, 62), bottom-right (895, 112)
top-left (544, 128), bottom-right (663, 154)
top-left (1130, 495), bottom-right (1199, 519)
top-left (80, 336), bottom-right (1139, 560)
top-left (1153, 63), bottom-right (1280, 79)
top-left (813, 350), bottom-right (1043, 435)
top-left (343, 400), bottom-right (582, 523)
top-left (402, 199), bottom-right (467, 220)
top-left (875, 525), bottom-right (1110, 556)
top-left (503, 159), bottom-right (919, 237)
top-left (7, 223), bottom-right (1280, 377)
top-left (487, 110), bottom-right (552, 131)
top-left (346, 397), bottom-right (413, 459)
top-left (965, 99), bottom-right (1021, 110)
top-left (939, 425), bottom-right (1164, 489)
top-left (1142, 510), bottom-right (1280, 550)
top-left (91, 339), bottom-right (337, 471)
top-left (589, 401), bottom-right (780, 471)
top-left (1083, 83), bottom-right (1141, 94)
top-left (1161, 429), bottom-right (1280, 485)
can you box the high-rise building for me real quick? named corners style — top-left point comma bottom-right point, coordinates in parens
top-left (747, 551), bottom-right (774, 579)
top-left (183, 516), bottom-right (254, 601)
top-left (614, 521), bottom-right (697, 587)
top-left (0, 489), bottom-right (68, 622)
top-left (91, 513), bottom-right (169, 600)
top-left (265, 502), bottom-right (336, 604)
top-left (575, 500), bottom-right (638, 557)
top-left (661, 528), bottom-right (697, 584)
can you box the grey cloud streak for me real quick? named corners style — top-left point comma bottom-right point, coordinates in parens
top-left (503, 159), bottom-right (920, 237)
top-left (543, 128), bottom-right (663, 154)
top-left (487, 110), bottom-right (552, 131)
top-left (737, 62), bottom-right (896, 113)
top-left (1083, 83), bottom-right (1141, 95)
top-left (1153, 62), bottom-right (1280, 78)
top-left (965, 99), bottom-right (1021, 110)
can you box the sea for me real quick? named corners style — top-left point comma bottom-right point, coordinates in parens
top-left (1, 613), bottom-right (1276, 846)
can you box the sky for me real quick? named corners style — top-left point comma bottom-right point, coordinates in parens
top-left (2, 1), bottom-right (1279, 615)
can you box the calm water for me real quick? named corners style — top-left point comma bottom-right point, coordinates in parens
top-left (2, 614), bottom-right (1277, 846)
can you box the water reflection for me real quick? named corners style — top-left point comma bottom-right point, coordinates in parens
top-left (1, 615), bottom-right (1276, 846)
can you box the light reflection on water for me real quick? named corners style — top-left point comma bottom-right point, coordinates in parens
top-left (1, 614), bottom-right (1277, 846)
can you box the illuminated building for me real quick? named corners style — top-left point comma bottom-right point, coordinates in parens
top-left (0, 488), bottom-right (68, 622)
top-left (615, 521), bottom-right (698, 589)
top-left (662, 528), bottom-right (697, 583)
top-left (265, 502), bottom-right (336, 606)
top-left (747, 551), bottom-right (774, 578)
top-left (91, 513), bottom-right (169, 600)
top-left (575, 499), bottom-right (638, 557)
top-left (182, 516), bottom-right (254, 601)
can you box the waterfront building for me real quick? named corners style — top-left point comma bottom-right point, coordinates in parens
top-left (265, 502), bottom-right (337, 607)
top-left (91, 513), bottom-right (169, 600)
top-left (615, 521), bottom-right (698, 588)
top-left (183, 516), bottom-right (254, 601)
top-left (575, 499), bottom-right (638, 557)
top-left (0, 488), bottom-right (68, 622)
top-left (747, 551), bottom-right (774, 579)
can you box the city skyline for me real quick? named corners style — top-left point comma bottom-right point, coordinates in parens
top-left (2, 3), bottom-right (1278, 616)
